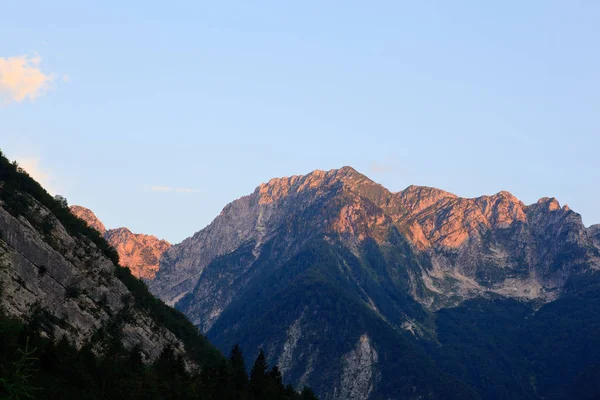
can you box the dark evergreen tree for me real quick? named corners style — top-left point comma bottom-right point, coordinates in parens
top-left (127, 345), bottom-right (144, 369)
top-left (269, 366), bottom-right (283, 387)
top-left (152, 345), bottom-right (192, 399)
top-left (229, 344), bottom-right (249, 394)
top-left (300, 387), bottom-right (319, 400)
top-left (265, 366), bottom-right (285, 398)
top-left (249, 349), bottom-right (268, 399)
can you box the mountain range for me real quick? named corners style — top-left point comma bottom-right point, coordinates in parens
top-left (71, 166), bottom-right (600, 399)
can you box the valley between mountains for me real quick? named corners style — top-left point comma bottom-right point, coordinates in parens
top-left (71, 166), bottom-right (600, 400)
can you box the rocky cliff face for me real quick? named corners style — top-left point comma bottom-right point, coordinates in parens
top-left (150, 166), bottom-right (600, 399)
top-left (0, 151), bottom-right (225, 369)
top-left (0, 196), bottom-right (184, 361)
top-left (590, 224), bottom-right (600, 243)
top-left (70, 206), bottom-right (170, 280)
top-left (104, 228), bottom-right (170, 280)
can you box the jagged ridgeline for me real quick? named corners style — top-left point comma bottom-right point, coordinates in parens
top-left (153, 166), bottom-right (600, 399)
top-left (0, 150), bottom-right (317, 400)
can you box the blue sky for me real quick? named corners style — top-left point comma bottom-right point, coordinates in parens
top-left (1, 1), bottom-right (599, 243)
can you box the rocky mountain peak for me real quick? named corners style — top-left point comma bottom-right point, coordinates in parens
top-left (70, 205), bottom-right (107, 235)
top-left (474, 191), bottom-right (527, 229)
top-left (396, 185), bottom-right (457, 214)
top-left (257, 166), bottom-right (369, 205)
top-left (104, 228), bottom-right (170, 280)
top-left (535, 196), bottom-right (562, 211)
top-left (70, 205), bottom-right (170, 280)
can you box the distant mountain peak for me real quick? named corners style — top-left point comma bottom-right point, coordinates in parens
top-left (257, 166), bottom-right (370, 205)
top-left (536, 196), bottom-right (561, 210)
top-left (70, 205), bottom-right (107, 235)
top-left (397, 185), bottom-right (457, 214)
top-left (104, 228), bottom-right (170, 280)
top-left (70, 205), bottom-right (170, 280)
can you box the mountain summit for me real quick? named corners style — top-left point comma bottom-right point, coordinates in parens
top-left (148, 166), bottom-right (600, 399)
top-left (70, 206), bottom-right (170, 280)
top-left (153, 166), bottom-right (595, 312)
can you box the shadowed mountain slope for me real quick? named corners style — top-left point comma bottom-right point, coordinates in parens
top-left (148, 166), bottom-right (600, 399)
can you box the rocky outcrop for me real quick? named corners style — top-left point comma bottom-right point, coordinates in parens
top-left (151, 167), bottom-right (366, 304)
top-left (278, 312), bottom-right (305, 378)
top-left (336, 334), bottom-right (379, 400)
top-left (70, 206), bottom-right (170, 280)
top-left (589, 224), bottom-right (600, 243)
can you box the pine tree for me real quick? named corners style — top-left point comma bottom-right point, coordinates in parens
top-left (229, 344), bottom-right (248, 393)
top-left (265, 366), bottom-right (285, 398)
top-left (269, 366), bottom-right (283, 388)
top-left (0, 337), bottom-right (39, 399)
top-left (249, 349), bottom-right (268, 399)
top-left (300, 386), bottom-right (319, 400)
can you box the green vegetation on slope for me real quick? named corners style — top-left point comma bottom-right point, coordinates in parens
top-left (199, 227), bottom-right (600, 400)
top-left (421, 293), bottom-right (600, 400)
top-left (204, 236), bottom-right (478, 399)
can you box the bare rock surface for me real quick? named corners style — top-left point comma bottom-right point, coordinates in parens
top-left (70, 206), bottom-right (170, 280)
top-left (1, 198), bottom-right (184, 362)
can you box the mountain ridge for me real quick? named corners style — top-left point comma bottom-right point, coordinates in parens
top-left (145, 166), bottom-right (600, 398)
top-left (152, 166), bottom-right (596, 309)
top-left (70, 205), bottom-right (171, 280)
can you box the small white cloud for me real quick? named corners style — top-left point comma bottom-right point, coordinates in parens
top-left (0, 53), bottom-right (53, 104)
top-left (62, 74), bottom-right (70, 83)
top-left (149, 185), bottom-right (199, 193)
top-left (150, 186), bottom-right (173, 192)
top-left (17, 157), bottom-right (56, 194)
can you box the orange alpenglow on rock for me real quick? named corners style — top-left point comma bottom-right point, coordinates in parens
top-left (70, 206), bottom-right (170, 280)
top-left (70, 205), bottom-right (107, 235)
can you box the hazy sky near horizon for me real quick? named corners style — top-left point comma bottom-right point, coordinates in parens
top-left (1, 1), bottom-right (599, 243)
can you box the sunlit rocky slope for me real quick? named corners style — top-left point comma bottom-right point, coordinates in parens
top-left (70, 205), bottom-right (170, 280)
top-left (154, 167), bottom-right (598, 316)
